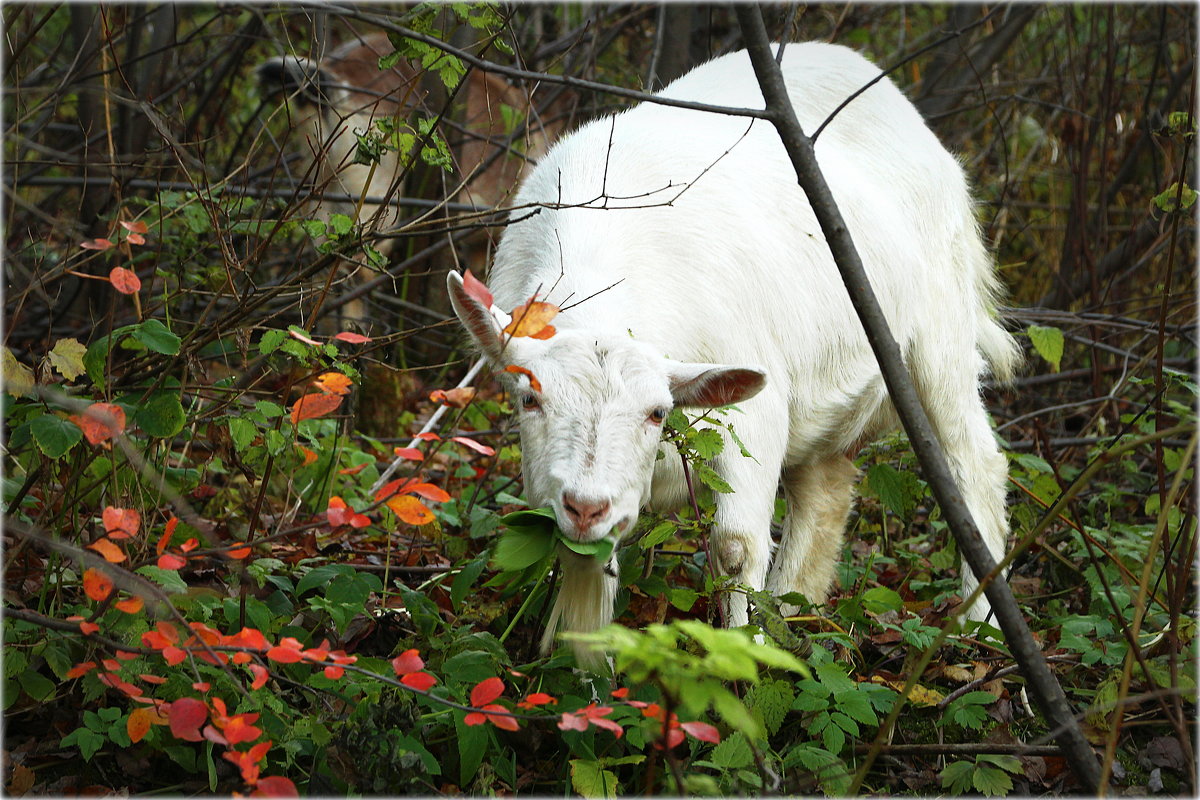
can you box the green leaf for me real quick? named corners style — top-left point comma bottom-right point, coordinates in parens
top-left (708, 731), bottom-right (753, 769)
top-left (1027, 324), bottom-right (1064, 372)
top-left (695, 463), bottom-right (733, 493)
top-left (864, 463), bottom-right (920, 519)
top-left (451, 556), bottom-right (488, 610)
top-left (558, 534), bottom-right (615, 560)
top-left (491, 525), bottom-right (554, 572)
top-left (30, 413), bottom-right (83, 459)
top-left (747, 678), bottom-right (795, 736)
top-left (784, 744), bottom-right (851, 794)
top-left (833, 689), bottom-right (877, 726)
top-left (456, 714), bottom-right (489, 785)
top-left (940, 760), bottom-right (975, 794)
top-left (1153, 181), bottom-right (1197, 213)
top-left (815, 663), bottom-right (857, 695)
top-left (227, 417), bottom-right (256, 452)
top-left (690, 428), bottom-right (725, 459)
top-left (639, 520), bottom-right (677, 550)
top-left (569, 759), bottom-right (619, 798)
top-left (327, 213), bottom-right (354, 237)
top-left (861, 585), bottom-right (903, 615)
top-left (133, 319), bottom-right (181, 355)
top-left (134, 392), bottom-right (185, 438)
top-left (297, 564), bottom-right (351, 596)
top-left (258, 329), bottom-right (287, 355)
top-left (61, 726), bottom-right (105, 761)
top-left (18, 668), bottom-right (56, 701)
top-left (136, 564), bottom-right (188, 593)
top-left (973, 764), bottom-right (1015, 797)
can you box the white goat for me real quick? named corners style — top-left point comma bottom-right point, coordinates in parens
top-left (448, 43), bottom-right (1019, 658)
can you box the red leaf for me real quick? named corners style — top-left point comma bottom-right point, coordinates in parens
top-left (249, 664), bottom-right (269, 690)
top-left (158, 553), bottom-right (187, 570)
top-left (70, 402), bottom-right (126, 446)
top-left (120, 220), bottom-right (149, 234)
top-left (518, 692), bottom-right (558, 709)
top-left (333, 331), bottom-right (371, 344)
top-left (680, 721), bottom-right (721, 743)
top-left (462, 269), bottom-right (493, 308)
top-left (391, 649), bottom-right (424, 675)
top-left (324, 665), bottom-right (345, 680)
top-left (470, 677), bottom-right (505, 707)
top-left (79, 621), bottom-right (100, 635)
top-left (109, 267), bottom-right (142, 294)
top-left (503, 365), bottom-right (542, 393)
top-left (167, 697), bottom-right (208, 742)
top-left (162, 645), bottom-right (187, 666)
top-left (227, 542), bottom-right (251, 559)
top-left (253, 776), bottom-right (299, 798)
top-left (289, 392), bottom-right (343, 425)
top-left (392, 447), bottom-right (424, 461)
top-left (102, 506), bottom-right (140, 538)
top-left (415, 432), bottom-right (441, 441)
top-left (464, 711), bottom-right (487, 726)
top-left (82, 568), bottom-right (115, 602)
top-left (140, 674), bottom-right (168, 685)
top-left (125, 232), bottom-right (146, 246)
top-left (451, 436), bottom-right (495, 456)
top-left (482, 704), bottom-right (520, 732)
top-left (611, 687), bottom-right (629, 698)
top-left (400, 671), bottom-right (437, 691)
top-left (80, 238), bottom-right (114, 250)
top-left (266, 642), bottom-right (303, 663)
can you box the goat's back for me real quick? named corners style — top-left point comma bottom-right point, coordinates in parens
top-left (489, 43), bottom-right (1014, 387)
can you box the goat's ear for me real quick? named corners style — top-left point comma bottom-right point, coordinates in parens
top-left (447, 270), bottom-right (504, 361)
top-left (256, 56), bottom-right (330, 106)
top-left (668, 362), bottom-right (766, 408)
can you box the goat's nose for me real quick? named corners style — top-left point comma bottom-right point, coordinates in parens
top-left (561, 493), bottom-right (611, 531)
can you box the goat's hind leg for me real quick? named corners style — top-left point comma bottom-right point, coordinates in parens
top-left (766, 455), bottom-right (858, 614)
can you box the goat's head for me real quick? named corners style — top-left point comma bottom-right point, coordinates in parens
top-left (448, 271), bottom-right (766, 544)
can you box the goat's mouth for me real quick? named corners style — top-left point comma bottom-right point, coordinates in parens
top-left (559, 513), bottom-right (633, 544)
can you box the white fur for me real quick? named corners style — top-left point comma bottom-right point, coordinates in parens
top-left (449, 43), bottom-right (1019, 659)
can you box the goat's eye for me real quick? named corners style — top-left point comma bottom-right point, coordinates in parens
top-left (648, 407), bottom-right (668, 425)
top-left (520, 393), bottom-right (541, 412)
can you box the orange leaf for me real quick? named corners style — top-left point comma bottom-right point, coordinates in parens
top-left (157, 517), bottom-right (179, 555)
top-left (109, 267), bottom-right (142, 294)
top-left (338, 463), bottom-right (367, 476)
top-left (69, 402), bottom-right (126, 446)
top-left (415, 432), bottom-right (441, 441)
top-left (120, 220), bottom-right (149, 234)
top-left (296, 445), bottom-right (318, 466)
top-left (462, 269), bottom-right (493, 308)
top-left (253, 775), bottom-right (298, 798)
top-left (471, 677), bottom-right (505, 707)
top-left (503, 365), bottom-right (542, 393)
top-left (529, 324), bottom-right (557, 340)
top-left (314, 371), bottom-right (352, 395)
top-left (289, 392), bottom-right (343, 425)
top-left (87, 537), bottom-right (126, 563)
top-left (79, 621), bottom-right (100, 635)
top-left (503, 300), bottom-right (559, 338)
top-left (429, 387), bottom-right (477, 408)
top-left (83, 568), bottom-right (115, 602)
top-left (226, 542), bottom-right (251, 559)
top-left (391, 649), bottom-right (425, 675)
top-left (125, 232), bottom-right (146, 246)
top-left (102, 506), bottom-right (140, 539)
top-left (385, 494), bottom-right (435, 526)
top-left (115, 596), bottom-right (144, 614)
top-left (392, 447), bottom-right (424, 461)
top-left (67, 661), bottom-right (97, 679)
top-left (127, 705), bottom-right (158, 743)
top-left (80, 238), bottom-right (114, 250)
top-left (333, 331), bottom-right (371, 344)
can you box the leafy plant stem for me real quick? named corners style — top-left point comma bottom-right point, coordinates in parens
top-left (679, 450), bottom-right (722, 627)
top-left (498, 559), bottom-right (552, 644)
top-left (1099, 430), bottom-right (1197, 792)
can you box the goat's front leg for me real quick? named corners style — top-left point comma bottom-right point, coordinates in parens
top-left (709, 433), bottom-right (785, 628)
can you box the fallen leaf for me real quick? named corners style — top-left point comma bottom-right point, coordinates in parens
top-left (503, 300), bottom-right (559, 338)
top-left (429, 387), bottom-right (477, 408)
top-left (102, 506), bottom-right (140, 539)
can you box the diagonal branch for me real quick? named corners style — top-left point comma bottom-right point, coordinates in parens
top-left (733, 5), bottom-right (1103, 794)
